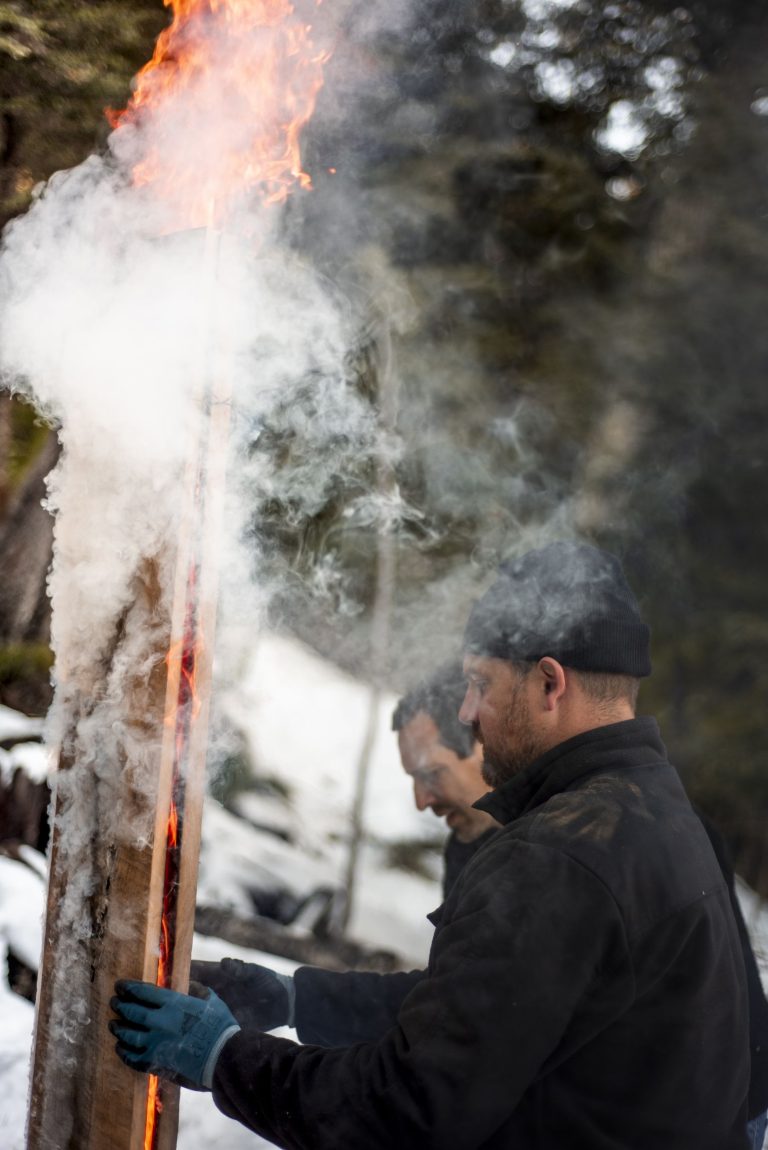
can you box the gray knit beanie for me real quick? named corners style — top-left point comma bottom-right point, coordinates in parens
top-left (463, 541), bottom-right (651, 677)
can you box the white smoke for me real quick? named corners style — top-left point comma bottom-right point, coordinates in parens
top-left (3, 171), bottom-right (355, 690)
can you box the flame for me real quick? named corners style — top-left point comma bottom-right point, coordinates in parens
top-left (156, 801), bottom-right (178, 990)
top-left (166, 803), bottom-right (179, 851)
top-left (144, 1076), bottom-right (161, 1150)
top-left (109, 0), bottom-right (329, 227)
top-left (164, 637), bottom-right (200, 724)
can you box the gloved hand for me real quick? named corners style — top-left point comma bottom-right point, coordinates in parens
top-left (189, 957), bottom-right (294, 1031)
top-left (110, 979), bottom-right (240, 1090)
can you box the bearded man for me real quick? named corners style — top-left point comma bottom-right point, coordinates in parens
top-left (110, 541), bottom-right (751, 1149)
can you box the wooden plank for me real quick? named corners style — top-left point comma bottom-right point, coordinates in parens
top-left (145, 229), bottom-right (232, 1150)
top-left (28, 558), bottom-right (173, 1150)
top-left (169, 378), bottom-right (232, 996)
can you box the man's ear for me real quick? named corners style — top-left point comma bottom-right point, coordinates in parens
top-left (538, 657), bottom-right (567, 710)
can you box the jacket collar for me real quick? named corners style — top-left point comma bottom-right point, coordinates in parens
top-left (474, 716), bottom-right (667, 826)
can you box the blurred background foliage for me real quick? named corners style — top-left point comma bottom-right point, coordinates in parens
top-left (1, 0), bottom-right (767, 890)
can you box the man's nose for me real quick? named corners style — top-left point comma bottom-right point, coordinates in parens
top-left (413, 780), bottom-right (434, 811)
top-left (458, 686), bottom-right (477, 726)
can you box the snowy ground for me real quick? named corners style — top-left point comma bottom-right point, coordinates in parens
top-left (2, 639), bottom-right (767, 1147)
top-left (0, 848), bottom-right (45, 1150)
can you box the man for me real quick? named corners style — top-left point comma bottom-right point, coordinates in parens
top-left (392, 661), bottom-right (498, 898)
top-left (111, 541), bottom-right (751, 1148)
top-left (396, 662), bottom-right (768, 1141)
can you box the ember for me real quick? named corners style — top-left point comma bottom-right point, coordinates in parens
top-left (144, 577), bottom-right (198, 1145)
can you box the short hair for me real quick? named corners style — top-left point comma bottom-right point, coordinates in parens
top-left (571, 669), bottom-right (641, 711)
top-left (511, 661), bottom-right (640, 711)
top-left (392, 662), bottom-right (476, 759)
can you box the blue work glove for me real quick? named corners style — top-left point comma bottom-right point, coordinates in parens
top-left (110, 979), bottom-right (240, 1090)
top-left (190, 958), bottom-right (295, 1031)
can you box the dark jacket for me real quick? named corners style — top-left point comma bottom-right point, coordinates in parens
top-left (445, 805), bottom-right (768, 1118)
top-left (212, 718), bottom-right (750, 1149)
top-left (442, 827), bottom-right (497, 900)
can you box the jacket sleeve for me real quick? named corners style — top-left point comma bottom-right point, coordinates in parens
top-left (293, 966), bottom-right (426, 1045)
top-left (211, 838), bottom-right (629, 1150)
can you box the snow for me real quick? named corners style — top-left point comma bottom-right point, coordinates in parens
top-left (0, 855), bottom-right (45, 971)
top-left (198, 794), bottom-right (438, 963)
top-left (0, 742), bottom-right (51, 786)
top-left (738, 878), bottom-right (768, 995)
top-left (0, 978), bottom-right (34, 1150)
top-left (179, 1082), bottom-right (274, 1149)
top-left (0, 703), bottom-right (49, 788)
top-left (0, 705), bottom-right (43, 744)
top-left (0, 854), bottom-right (45, 1149)
top-left (224, 633), bottom-right (445, 848)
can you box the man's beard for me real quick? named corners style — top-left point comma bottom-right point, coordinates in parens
top-left (480, 684), bottom-right (548, 788)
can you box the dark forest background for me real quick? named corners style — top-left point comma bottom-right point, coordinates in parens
top-left (1, 0), bottom-right (767, 892)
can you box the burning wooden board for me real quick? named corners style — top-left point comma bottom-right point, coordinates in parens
top-left (25, 2), bottom-right (329, 1147)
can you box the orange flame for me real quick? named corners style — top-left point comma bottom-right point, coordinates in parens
top-left (156, 802), bottom-right (177, 990)
top-left (144, 1076), bottom-right (161, 1150)
top-left (164, 638), bottom-right (201, 724)
top-left (109, 0), bottom-right (329, 228)
top-left (166, 803), bottom-right (179, 851)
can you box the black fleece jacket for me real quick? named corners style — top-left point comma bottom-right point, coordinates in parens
top-left (442, 827), bottom-right (498, 900)
top-left (212, 718), bottom-right (750, 1149)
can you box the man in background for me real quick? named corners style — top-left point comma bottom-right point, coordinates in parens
top-left (392, 662), bottom-right (498, 899)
